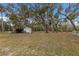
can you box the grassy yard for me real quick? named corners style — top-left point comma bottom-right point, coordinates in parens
top-left (0, 32), bottom-right (79, 56)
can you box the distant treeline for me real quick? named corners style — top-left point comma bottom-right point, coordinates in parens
top-left (0, 3), bottom-right (79, 33)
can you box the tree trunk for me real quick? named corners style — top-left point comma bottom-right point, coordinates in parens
top-left (51, 17), bottom-right (58, 31)
top-left (45, 24), bottom-right (49, 33)
top-left (1, 12), bottom-right (4, 32)
top-left (40, 16), bottom-right (49, 33)
top-left (69, 20), bottom-right (77, 31)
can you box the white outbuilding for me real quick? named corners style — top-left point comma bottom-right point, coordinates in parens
top-left (23, 27), bottom-right (32, 33)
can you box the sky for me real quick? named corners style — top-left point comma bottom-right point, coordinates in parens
top-left (0, 3), bottom-right (79, 21)
top-left (0, 3), bottom-right (69, 16)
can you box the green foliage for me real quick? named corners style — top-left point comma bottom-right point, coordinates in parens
top-left (0, 3), bottom-right (79, 32)
top-left (54, 13), bottom-right (59, 19)
top-left (33, 23), bottom-right (44, 31)
top-left (39, 8), bottom-right (45, 15)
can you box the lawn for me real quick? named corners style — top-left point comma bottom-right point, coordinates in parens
top-left (0, 32), bottom-right (79, 56)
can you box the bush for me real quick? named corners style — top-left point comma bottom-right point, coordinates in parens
top-left (15, 28), bottom-right (23, 33)
top-left (33, 24), bottom-right (44, 31)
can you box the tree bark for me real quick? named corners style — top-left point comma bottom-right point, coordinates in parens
top-left (1, 12), bottom-right (4, 32)
top-left (69, 20), bottom-right (77, 31)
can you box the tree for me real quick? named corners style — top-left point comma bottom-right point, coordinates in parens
top-left (6, 4), bottom-right (23, 32)
top-left (59, 3), bottom-right (79, 31)
top-left (47, 4), bottom-right (60, 32)
top-left (1, 3), bottom-right (78, 33)
top-left (0, 5), bottom-right (5, 32)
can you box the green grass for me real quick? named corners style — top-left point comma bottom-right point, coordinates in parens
top-left (0, 32), bottom-right (79, 56)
